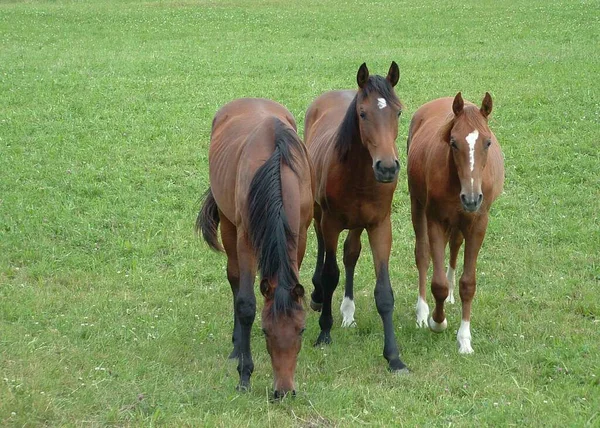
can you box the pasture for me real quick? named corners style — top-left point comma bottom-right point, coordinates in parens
top-left (0, 0), bottom-right (598, 425)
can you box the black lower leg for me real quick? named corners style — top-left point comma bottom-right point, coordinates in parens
top-left (315, 254), bottom-right (339, 346)
top-left (374, 265), bottom-right (407, 371)
top-left (235, 292), bottom-right (256, 390)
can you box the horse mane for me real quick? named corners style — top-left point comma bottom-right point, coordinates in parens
top-left (334, 75), bottom-right (400, 161)
top-left (247, 118), bottom-right (303, 316)
top-left (439, 105), bottom-right (489, 143)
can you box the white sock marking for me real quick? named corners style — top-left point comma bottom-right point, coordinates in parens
top-left (457, 319), bottom-right (474, 354)
top-left (416, 296), bottom-right (430, 328)
top-left (428, 316), bottom-right (448, 332)
top-left (377, 98), bottom-right (387, 109)
top-left (445, 266), bottom-right (455, 304)
top-left (466, 130), bottom-right (479, 173)
top-left (340, 297), bottom-right (356, 327)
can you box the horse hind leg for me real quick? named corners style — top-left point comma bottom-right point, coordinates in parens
top-left (446, 230), bottom-right (463, 305)
top-left (310, 204), bottom-right (325, 312)
top-left (411, 197), bottom-right (430, 328)
top-left (340, 228), bottom-right (363, 327)
top-left (220, 216), bottom-right (241, 359)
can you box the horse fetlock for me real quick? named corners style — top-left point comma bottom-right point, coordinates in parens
top-left (415, 296), bottom-right (430, 328)
top-left (340, 297), bottom-right (356, 327)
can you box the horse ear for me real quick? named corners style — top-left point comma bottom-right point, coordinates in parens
top-left (292, 284), bottom-right (305, 300)
top-left (357, 63), bottom-right (369, 89)
top-left (452, 92), bottom-right (464, 116)
top-left (260, 278), bottom-right (272, 298)
top-left (480, 92), bottom-right (493, 118)
top-left (386, 61), bottom-right (400, 87)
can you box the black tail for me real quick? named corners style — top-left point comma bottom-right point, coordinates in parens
top-left (248, 118), bottom-right (303, 315)
top-left (196, 188), bottom-right (223, 252)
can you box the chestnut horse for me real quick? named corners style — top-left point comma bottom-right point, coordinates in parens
top-left (407, 92), bottom-right (504, 354)
top-left (196, 98), bottom-right (314, 398)
top-left (304, 62), bottom-right (408, 372)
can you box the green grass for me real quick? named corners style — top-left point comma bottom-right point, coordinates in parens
top-left (1, 0), bottom-right (598, 426)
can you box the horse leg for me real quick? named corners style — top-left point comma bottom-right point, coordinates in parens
top-left (234, 234), bottom-right (257, 391)
top-left (314, 214), bottom-right (341, 346)
top-left (446, 230), bottom-right (464, 305)
top-left (411, 196), bottom-right (430, 328)
top-left (427, 220), bottom-right (450, 332)
top-left (340, 228), bottom-right (363, 327)
top-left (367, 216), bottom-right (407, 372)
top-left (220, 215), bottom-right (241, 359)
top-left (310, 203), bottom-right (325, 312)
top-left (457, 215), bottom-right (488, 354)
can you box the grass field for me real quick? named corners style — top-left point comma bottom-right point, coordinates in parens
top-left (1, 0), bottom-right (599, 426)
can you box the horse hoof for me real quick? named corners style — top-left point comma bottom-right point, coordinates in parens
top-left (388, 359), bottom-right (409, 373)
top-left (310, 299), bottom-right (323, 312)
top-left (314, 332), bottom-right (331, 346)
top-left (428, 317), bottom-right (448, 333)
top-left (236, 382), bottom-right (251, 393)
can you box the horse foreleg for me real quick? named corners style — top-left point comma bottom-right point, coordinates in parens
top-left (427, 220), bottom-right (449, 332)
top-left (367, 216), bottom-right (408, 372)
top-left (411, 197), bottom-right (430, 328)
top-left (220, 216), bottom-right (240, 359)
top-left (310, 204), bottom-right (325, 312)
top-left (234, 235), bottom-right (257, 391)
top-left (458, 215), bottom-right (488, 354)
top-left (446, 230), bottom-right (464, 305)
top-left (341, 228), bottom-right (363, 327)
top-left (314, 215), bottom-right (341, 346)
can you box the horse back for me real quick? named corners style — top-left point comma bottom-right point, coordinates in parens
top-left (209, 99), bottom-right (300, 226)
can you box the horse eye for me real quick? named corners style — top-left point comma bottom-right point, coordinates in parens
top-left (450, 140), bottom-right (458, 149)
top-left (299, 328), bottom-right (306, 336)
top-left (397, 110), bottom-right (402, 117)
top-left (262, 328), bottom-right (268, 337)
top-left (485, 139), bottom-right (492, 148)
top-left (359, 111), bottom-right (366, 119)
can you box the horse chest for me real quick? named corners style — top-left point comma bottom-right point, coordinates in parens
top-left (322, 183), bottom-right (390, 229)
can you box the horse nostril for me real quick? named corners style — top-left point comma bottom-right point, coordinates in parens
top-left (460, 194), bottom-right (467, 204)
top-left (375, 160), bottom-right (382, 171)
top-left (273, 390), bottom-right (280, 400)
top-left (292, 390), bottom-right (296, 397)
top-left (394, 159), bottom-right (400, 171)
top-left (477, 193), bottom-right (483, 204)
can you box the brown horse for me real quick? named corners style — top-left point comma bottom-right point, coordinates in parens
top-left (407, 92), bottom-right (504, 354)
top-left (196, 98), bottom-right (314, 398)
top-left (304, 62), bottom-right (408, 372)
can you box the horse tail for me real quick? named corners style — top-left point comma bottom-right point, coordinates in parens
top-left (196, 187), bottom-right (223, 252)
top-left (248, 118), bottom-right (302, 315)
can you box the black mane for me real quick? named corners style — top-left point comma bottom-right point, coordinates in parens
top-left (247, 118), bottom-right (303, 316)
top-left (334, 75), bottom-right (400, 161)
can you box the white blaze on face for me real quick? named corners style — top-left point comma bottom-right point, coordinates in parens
top-left (377, 98), bottom-right (387, 109)
top-left (466, 130), bottom-right (479, 173)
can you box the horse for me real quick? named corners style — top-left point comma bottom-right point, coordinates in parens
top-left (196, 98), bottom-right (315, 398)
top-left (406, 92), bottom-right (505, 354)
top-left (303, 62), bottom-right (408, 372)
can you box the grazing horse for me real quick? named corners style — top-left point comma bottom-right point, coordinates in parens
top-left (304, 62), bottom-right (408, 372)
top-left (196, 98), bottom-right (314, 398)
top-left (407, 92), bottom-right (504, 354)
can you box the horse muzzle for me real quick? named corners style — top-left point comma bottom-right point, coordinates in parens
top-left (460, 192), bottom-right (483, 212)
top-left (373, 159), bottom-right (400, 183)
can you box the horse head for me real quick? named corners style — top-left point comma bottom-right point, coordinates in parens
top-left (355, 62), bottom-right (403, 183)
top-left (260, 279), bottom-right (306, 399)
top-left (446, 92), bottom-right (494, 212)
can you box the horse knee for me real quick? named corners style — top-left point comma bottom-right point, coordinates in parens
top-left (375, 287), bottom-right (394, 315)
top-left (459, 277), bottom-right (476, 301)
top-left (235, 295), bottom-right (256, 325)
